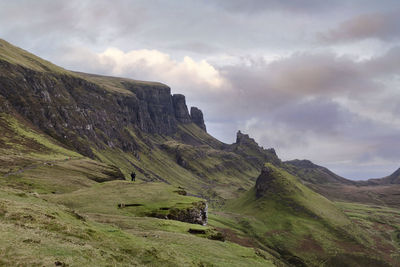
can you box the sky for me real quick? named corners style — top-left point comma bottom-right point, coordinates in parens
top-left (1, 0), bottom-right (400, 179)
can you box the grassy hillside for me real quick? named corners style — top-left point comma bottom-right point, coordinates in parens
top-left (0, 39), bottom-right (68, 74)
top-left (0, 186), bottom-right (277, 266)
top-left (210, 164), bottom-right (392, 266)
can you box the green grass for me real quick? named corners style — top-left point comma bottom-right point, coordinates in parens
top-left (75, 72), bottom-right (168, 96)
top-left (0, 186), bottom-right (276, 266)
top-left (47, 181), bottom-right (202, 217)
top-left (0, 113), bottom-right (82, 176)
top-left (208, 164), bottom-right (390, 266)
top-left (0, 39), bottom-right (69, 74)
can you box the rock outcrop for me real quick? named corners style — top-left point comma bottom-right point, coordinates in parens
top-left (255, 165), bottom-right (275, 198)
top-left (172, 94), bottom-right (191, 123)
top-left (190, 107), bottom-right (206, 132)
top-left (231, 131), bottom-right (281, 167)
top-left (149, 201), bottom-right (208, 225)
top-left (167, 201), bottom-right (208, 225)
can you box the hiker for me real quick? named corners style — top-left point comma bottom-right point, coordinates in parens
top-left (130, 172), bottom-right (136, 182)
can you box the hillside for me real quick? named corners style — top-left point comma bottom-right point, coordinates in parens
top-left (0, 39), bottom-right (399, 266)
top-left (214, 164), bottom-right (395, 266)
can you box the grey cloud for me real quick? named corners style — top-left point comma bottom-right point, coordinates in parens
top-left (166, 42), bottom-right (222, 54)
top-left (319, 11), bottom-right (400, 43)
top-left (212, 0), bottom-right (340, 14)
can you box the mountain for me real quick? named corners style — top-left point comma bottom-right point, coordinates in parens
top-left (284, 159), bottom-right (356, 185)
top-left (363, 168), bottom-right (400, 185)
top-left (1, 39), bottom-right (399, 266)
top-left (218, 164), bottom-right (392, 266)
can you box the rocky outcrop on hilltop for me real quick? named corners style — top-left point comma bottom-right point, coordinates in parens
top-left (190, 107), bottom-right (206, 132)
top-left (230, 131), bottom-right (281, 167)
top-left (255, 165), bottom-right (275, 198)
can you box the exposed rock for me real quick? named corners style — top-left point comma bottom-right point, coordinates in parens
top-left (176, 154), bottom-right (187, 168)
top-left (236, 130), bottom-right (257, 146)
top-left (255, 166), bottom-right (274, 198)
top-left (190, 107), bottom-right (206, 131)
top-left (167, 201), bottom-right (208, 225)
top-left (232, 131), bottom-right (281, 167)
top-left (149, 201), bottom-right (208, 225)
top-left (172, 94), bottom-right (191, 123)
top-left (0, 60), bottom-right (198, 157)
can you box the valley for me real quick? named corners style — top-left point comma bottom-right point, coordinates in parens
top-left (0, 39), bottom-right (399, 266)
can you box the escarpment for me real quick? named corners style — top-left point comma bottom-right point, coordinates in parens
top-left (0, 60), bottom-right (206, 157)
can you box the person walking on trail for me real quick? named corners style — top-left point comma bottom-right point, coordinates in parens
top-left (131, 171), bottom-right (136, 182)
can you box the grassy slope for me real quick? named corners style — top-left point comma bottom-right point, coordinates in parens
top-left (336, 202), bottom-right (400, 265)
top-left (0, 111), bottom-right (279, 266)
top-left (0, 187), bottom-right (276, 267)
top-left (94, 124), bottom-right (262, 204)
top-left (75, 72), bottom-right (167, 96)
top-left (0, 112), bottom-right (81, 175)
top-left (0, 39), bottom-right (68, 74)
top-left (48, 181), bottom-right (203, 218)
top-left (209, 164), bottom-right (391, 266)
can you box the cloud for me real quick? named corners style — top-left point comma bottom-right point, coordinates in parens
top-left (319, 11), bottom-right (400, 43)
top-left (60, 46), bottom-right (227, 93)
top-left (213, 0), bottom-right (339, 14)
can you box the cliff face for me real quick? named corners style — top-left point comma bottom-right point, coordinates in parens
top-left (0, 60), bottom-right (202, 157)
top-left (172, 94), bottom-right (191, 123)
top-left (190, 107), bottom-right (206, 132)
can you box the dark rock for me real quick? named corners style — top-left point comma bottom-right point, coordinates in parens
top-left (188, 228), bottom-right (206, 234)
top-left (167, 201), bottom-right (208, 225)
top-left (174, 189), bottom-right (187, 196)
top-left (176, 154), bottom-right (187, 168)
top-left (232, 131), bottom-right (281, 167)
top-left (255, 166), bottom-right (274, 198)
top-left (0, 60), bottom-right (186, 157)
top-left (190, 107), bottom-right (206, 132)
top-left (118, 203), bottom-right (143, 208)
top-left (54, 261), bottom-right (68, 266)
top-left (172, 94), bottom-right (191, 123)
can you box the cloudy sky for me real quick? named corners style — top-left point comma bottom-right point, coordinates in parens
top-left (1, 0), bottom-right (400, 179)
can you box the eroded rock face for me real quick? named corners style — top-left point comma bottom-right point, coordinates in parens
top-left (255, 166), bottom-right (274, 198)
top-left (0, 60), bottom-right (204, 157)
top-left (190, 107), bottom-right (206, 132)
top-left (168, 201), bottom-right (208, 225)
top-left (232, 131), bottom-right (281, 167)
top-left (149, 201), bottom-right (208, 225)
top-left (172, 94), bottom-right (191, 123)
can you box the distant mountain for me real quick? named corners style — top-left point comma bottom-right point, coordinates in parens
top-left (284, 159), bottom-right (356, 185)
top-left (362, 168), bottom-right (400, 185)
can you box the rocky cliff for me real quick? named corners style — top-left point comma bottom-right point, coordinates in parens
top-left (190, 107), bottom-right (206, 132)
top-left (230, 130), bottom-right (281, 168)
top-left (0, 51), bottom-right (206, 157)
